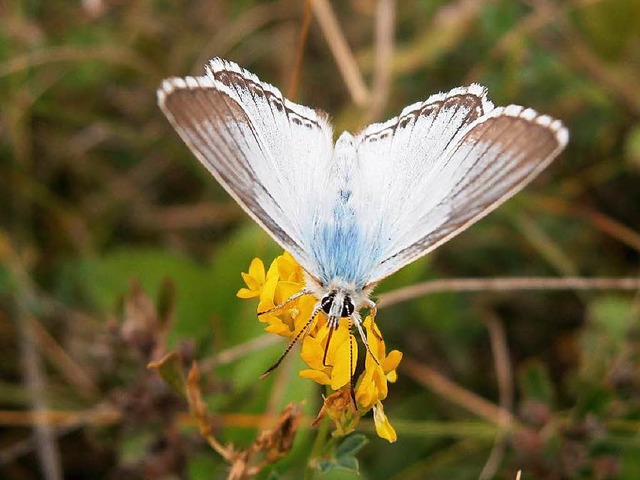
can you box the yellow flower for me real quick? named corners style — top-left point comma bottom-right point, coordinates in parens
top-left (373, 401), bottom-right (397, 443)
top-left (237, 258), bottom-right (267, 299)
top-left (356, 316), bottom-right (403, 410)
top-left (238, 252), bottom-right (402, 442)
top-left (299, 320), bottom-right (358, 391)
top-left (238, 253), bottom-right (315, 339)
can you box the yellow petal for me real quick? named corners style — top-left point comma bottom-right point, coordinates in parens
top-left (266, 256), bottom-right (280, 281)
top-left (327, 323), bottom-right (350, 361)
top-left (276, 281), bottom-right (303, 304)
top-left (236, 287), bottom-right (259, 299)
top-left (373, 365), bottom-right (389, 400)
top-left (258, 275), bottom-right (279, 309)
top-left (247, 257), bottom-right (266, 283)
top-left (257, 299), bottom-right (274, 317)
top-left (281, 251), bottom-right (300, 273)
top-left (265, 322), bottom-right (291, 336)
top-left (373, 401), bottom-right (397, 443)
top-left (299, 369), bottom-right (331, 385)
top-left (383, 350), bottom-right (403, 373)
top-left (330, 336), bottom-right (357, 391)
top-left (240, 272), bottom-right (261, 292)
top-left (300, 336), bottom-right (325, 370)
top-left (312, 320), bottom-right (331, 343)
top-left (292, 296), bottom-right (318, 332)
top-left (277, 253), bottom-right (300, 282)
top-left (355, 366), bottom-right (376, 409)
top-left (368, 327), bottom-right (386, 359)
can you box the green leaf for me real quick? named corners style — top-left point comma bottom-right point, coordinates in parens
top-left (147, 351), bottom-right (186, 398)
top-left (589, 295), bottom-right (635, 342)
top-left (315, 455), bottom-right (361, 475)
top-left (335, 455), bottom-right (359, 473)
top-left (316, 459), bottom-right (334, 473)
top-left (336, 433), bottom-right (368, 458)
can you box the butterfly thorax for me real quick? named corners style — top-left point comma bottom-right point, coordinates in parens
top-left (306, 138), bottom-right (386, 286)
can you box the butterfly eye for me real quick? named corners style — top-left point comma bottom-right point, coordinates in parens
top-left (321, 293), bottom-right (335, 315)
top-left (341, 297), bottom-right (354, 317)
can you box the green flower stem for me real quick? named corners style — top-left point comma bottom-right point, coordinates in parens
top-left (304, 386), bottom-right (336, 479)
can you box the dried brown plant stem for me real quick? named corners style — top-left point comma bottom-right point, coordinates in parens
top-left (310, 0), bottom-right (370, 106)
top-left (29, 317), bottom-right (99, 400)
top-left (367, 0), bottom-right (395, 122)
top-left (0, 45), bottom-right (158, 78)
top-left (287, 0), bottom-right (313, 100)
top-left (200, 334), bottom-right (280, 373)
top-left (361, 0), bottom-right (485, 76)
top-left (400, 357), bottom-right (518, 428)
top-left (0, 408), bottom-right (301, 431)
top-left (0, 404), bottom-right (121, 467)
top-left (479, 312), bottom-right (514, 480)
top-left (129, 201), bottom-right (240, 231)
top-left (0, 406), bottom-right (121, 429)
top-left (186, 364), bottom-right (233, 461)
top-left (5, 238), bottom-right (64, 480)
top-left (18, 314), bottom-right (63, 480)
top-left (533, 196), bottom-right (640, 253)
top-left (378, 277), bottom-right (640, 309)
top-left (515, 213), bottom-right (579, 277)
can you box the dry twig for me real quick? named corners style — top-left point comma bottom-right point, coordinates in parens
top-left (378, 276), bottom-right (640, 309)
top-left (367, 0), bottom-right (395, 122)
top-left (479, 312), bottom-right (514, 480)
top-left (401, 357), bottom-right (518, 428)
top-left (287, 0), bottom-right (313, 100)
top-left (310, 0), bottom-right (370, 106)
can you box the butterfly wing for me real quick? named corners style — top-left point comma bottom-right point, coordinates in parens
top-left (350, 85), bottom-right (568, 284)
top-left (157, 58), bottom-right (334, 278)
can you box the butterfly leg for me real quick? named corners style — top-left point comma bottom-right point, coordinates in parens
top-left (260, 303), bottom-right (321, 378)
top-left (352, 311), bottom-right (380, 366)
top-left (322, 315), bottom-right (340, 367)
top-left (257, 289), bottom-right (311, 316)
top-left (348, 318), bottom-right (358, 411)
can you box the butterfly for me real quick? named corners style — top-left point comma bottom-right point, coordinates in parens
top-left (158, 57), bottom-right (568, 372)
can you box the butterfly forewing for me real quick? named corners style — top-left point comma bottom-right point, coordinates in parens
top-left (363, 104), bottom-right (568, 283)
top-left (158, 59), bottom-right (334, 279)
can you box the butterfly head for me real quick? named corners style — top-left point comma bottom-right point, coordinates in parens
top-left (304, 272), bottom-right (373, 328)
top-left (321, 291), bottom-right (355, 319)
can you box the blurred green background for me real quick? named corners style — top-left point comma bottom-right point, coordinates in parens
top-left (1, 0), bottom-right (640, 478)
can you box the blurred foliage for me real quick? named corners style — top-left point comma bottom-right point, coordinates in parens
top-left (1, 0), bottom-right (640, 478)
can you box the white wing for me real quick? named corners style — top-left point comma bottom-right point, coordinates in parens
top-left (349, 85), bottom-right (568, 284)
top-left (157, 58), bottom-right (334, 279)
